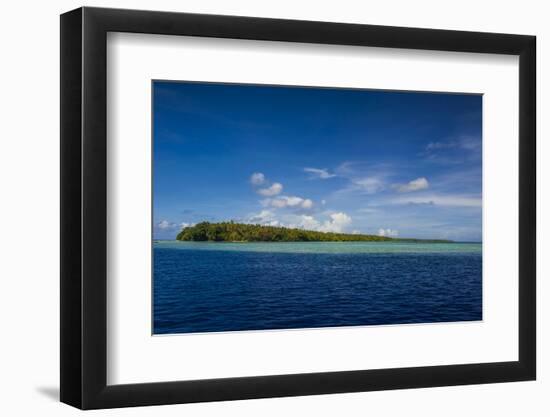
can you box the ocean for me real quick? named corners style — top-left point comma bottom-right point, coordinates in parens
top-left (153, 241), bottom-right (482, 334)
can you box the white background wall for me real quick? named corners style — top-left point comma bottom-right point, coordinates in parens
top-left (0, 0), bottom-right (546, 415)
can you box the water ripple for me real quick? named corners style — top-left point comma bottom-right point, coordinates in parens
top-left (153, 244), bottom-right (482, 334)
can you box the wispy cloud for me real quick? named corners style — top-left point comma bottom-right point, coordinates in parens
top-left (304, 167), bottom-right (336, 179)
top-left (388, 194), bottom-right (481, 208)
top-left (331, 161), bottom-right (394, 196)
top-left (333, 176), bottom-right (386, 198)
top-left (422, 135), bottom-right (481, 164)
top-left (357, 207), bottom-right (380, 214)
top-left (334, 161), bottom-right (362, 176)
top-left (352, 177), bottom-right (385, 194)
top-left (425, 136), bottom-right (481, 152)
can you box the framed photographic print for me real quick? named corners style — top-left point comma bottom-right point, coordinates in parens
top-left (60, 7), bottom-right (536, 409)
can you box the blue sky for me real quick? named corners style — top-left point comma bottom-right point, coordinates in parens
top-left (153, 81), bottom-right (482, 242)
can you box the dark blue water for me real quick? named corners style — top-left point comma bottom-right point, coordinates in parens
top-left (153, 245), bottom-right (482, 334)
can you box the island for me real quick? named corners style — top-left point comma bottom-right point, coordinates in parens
top-left (176, 221), bottom-right (452, 243)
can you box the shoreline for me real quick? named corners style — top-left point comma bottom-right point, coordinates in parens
top-left (154, 240), bottom-right (481, 244)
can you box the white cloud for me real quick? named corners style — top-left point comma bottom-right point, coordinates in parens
top-left (246, 211), bottom-right (352, 234)
top-left (257, 182), bottom-right (283, 196)
top-left (250, 172), bottom-right (265, 185)
top-left (378, 228), bottom-right (399, 237)
top-left (157, 220), bottom-right (193, 231)
top-left (301, 199), bottom-right (313, 209)
top-left (321, 199), bottom-right (327, 205)
top-left (283, 212), bottom-right (352, 233)
top-left (250, 173), bottom-right (313, 210)
top-left (353, 177), bottom-right (384, 194)
top-left (247, 210), bottom-right (279, 226)
top-left (280, 196), bottom-right (302, 207)
top-left (268, 195), bottom-right (313, 209)
top-left (304, 167), bottom-right (336, 179)
top-left (269, 198), bottom-right (287, 208)
top-left (250, 172), bottom-right (282, 196)
top-left (296, 215), bottom-right (321, 230)
top-left (395, 177), bottom-right (429, 193)
top-left (319, 212), bottom-right (352, 233)
top-left (157, 220), bottom-right (173, 230)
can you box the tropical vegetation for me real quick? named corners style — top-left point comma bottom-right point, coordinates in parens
top-left (176, 221), bottom-right (451, 243)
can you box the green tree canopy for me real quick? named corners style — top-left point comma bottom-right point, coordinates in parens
top-left (176, 222), bottom-right (451, 243)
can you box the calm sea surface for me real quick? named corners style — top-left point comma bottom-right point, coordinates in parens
top-left (153, 241), bottom-right (482, 334)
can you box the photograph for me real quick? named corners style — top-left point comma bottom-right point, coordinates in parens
top-left (52, 3), bottom-right (538, 412)
top-left (152, 81), bottom-right (483, 335)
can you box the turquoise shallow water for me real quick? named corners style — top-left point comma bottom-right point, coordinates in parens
top-left (154, 240), bottom-right (482, 254)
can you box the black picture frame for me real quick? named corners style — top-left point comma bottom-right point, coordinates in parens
top-left (60, 6), bottom-right (536, 410)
